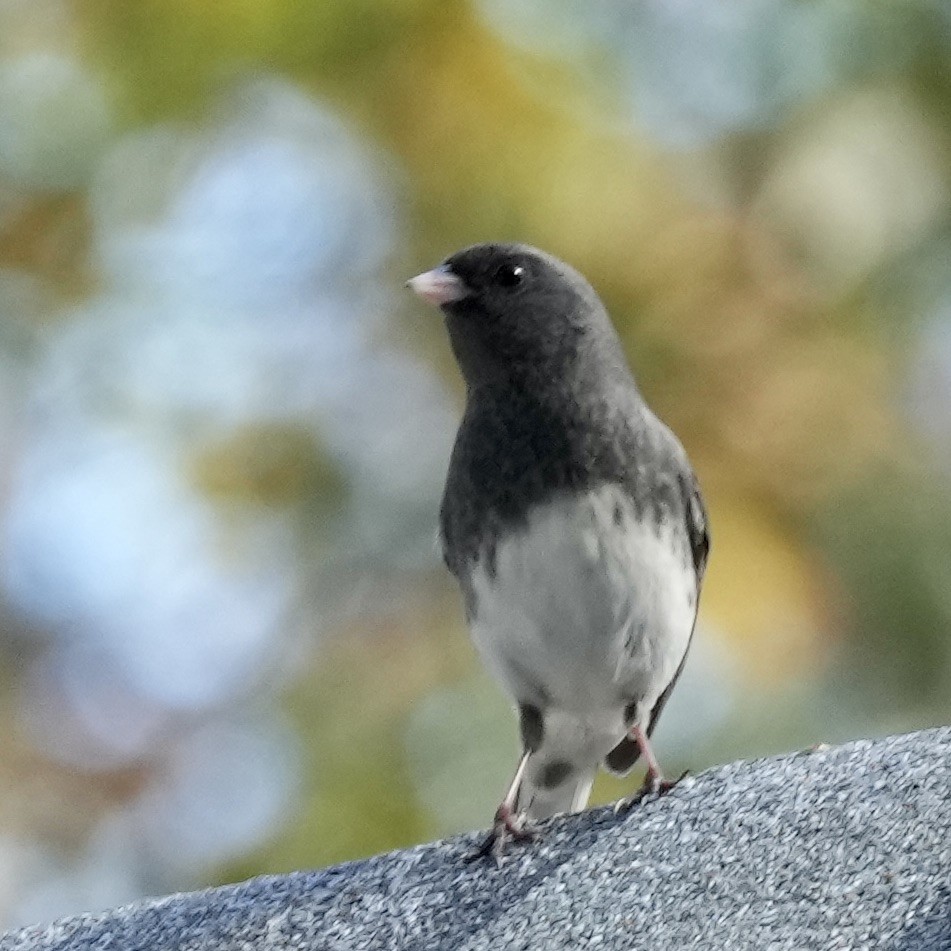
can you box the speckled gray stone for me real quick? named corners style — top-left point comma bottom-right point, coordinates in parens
top-left (3, 727), bottom-right (949, 950)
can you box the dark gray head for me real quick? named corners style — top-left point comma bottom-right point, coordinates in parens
top-left (408, 243), bottom-right (624, 387)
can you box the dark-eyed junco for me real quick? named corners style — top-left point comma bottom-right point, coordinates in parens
top-left (408, 243), bottom-right (709, 859)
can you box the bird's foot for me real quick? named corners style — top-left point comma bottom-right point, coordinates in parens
top-left (614, 768), bottom-right (690, 815)
top-left (466, 803), bottom-right (539, 864)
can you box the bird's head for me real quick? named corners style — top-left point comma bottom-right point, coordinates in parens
top-left (408, 243), bottom-right (615, 387)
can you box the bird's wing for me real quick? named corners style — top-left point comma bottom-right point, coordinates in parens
top-left (646, 463), bottom-right (709, 734)
top-left (605, 437), bottom-right (710, 773)
top-left (434, 527), bottom-right (451, 572)
top-left (679, 467), bottom-right (710, 583)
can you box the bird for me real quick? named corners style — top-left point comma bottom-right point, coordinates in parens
top-left (407, 243), bottom-right (709, 859)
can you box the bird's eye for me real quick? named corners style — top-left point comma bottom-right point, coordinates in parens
top-left (495, 263), bottom-right (525, 288)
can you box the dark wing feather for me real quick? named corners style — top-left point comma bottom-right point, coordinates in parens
top-left (679, 469), bottom-right (710, 582)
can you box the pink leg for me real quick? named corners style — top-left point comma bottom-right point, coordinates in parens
top-left (468, 751), bottom-right (539, 863)
top-left (614, 724), bottom-right (688, 814)
top-left (634, 723), bottom-right (676, 791)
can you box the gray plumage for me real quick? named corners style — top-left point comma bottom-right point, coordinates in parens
top-left (410, 242), bottom-right (709, 833)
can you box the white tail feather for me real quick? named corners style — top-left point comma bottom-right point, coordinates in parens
top-left (516, 768), bottom-right (596, 821)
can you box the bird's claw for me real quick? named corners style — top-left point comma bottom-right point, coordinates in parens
top-left (614, 768), bottom-right (690, 815)
top-left (466, 804), bottom-right (539, 864)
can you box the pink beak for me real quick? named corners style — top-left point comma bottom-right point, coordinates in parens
top-left (406, 267), bottom-right (470, 306)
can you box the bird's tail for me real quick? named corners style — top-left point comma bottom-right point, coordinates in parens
top-left (516, 763), bottom-right (596, 821)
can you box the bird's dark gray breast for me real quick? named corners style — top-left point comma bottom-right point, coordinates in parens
top-left (439, 382), bottom-right (700, 603)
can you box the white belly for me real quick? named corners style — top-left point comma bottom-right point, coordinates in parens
top-left (467, 485), bottom-right (696, 755)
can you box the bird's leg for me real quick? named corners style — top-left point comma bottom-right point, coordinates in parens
top-left (614, 724), bottom-right (688, 813)
top-left (467, 750), bottom-right (538, 863)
